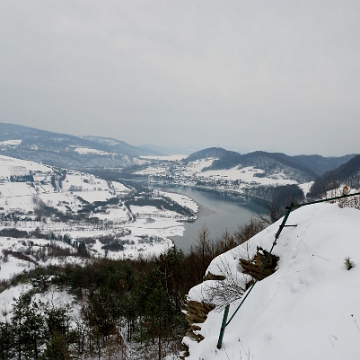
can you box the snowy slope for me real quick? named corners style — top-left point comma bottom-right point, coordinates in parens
top-left (184, 202), bottom-right (360, 360)
top-left (0, 154), bottom-right (52, 176)
top-left (0, 155), bottom-right (199, 278)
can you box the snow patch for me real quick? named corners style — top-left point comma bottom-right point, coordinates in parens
top-left (0, 139), bottom-right (22, 147)
top-left (74, 147), bottom-right (110, 155)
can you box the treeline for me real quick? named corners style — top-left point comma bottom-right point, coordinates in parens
top-left (78, 197), bottom-right (121, 214)
top-left (0, 227), bottom-right (71, 241)
top-left (245, 184), bottom-right (305, 222)
top-left (308, 154), bottom-right (360, 198)
top-left (0, 218), bottom-right (267, 360)
top-left (32, 196), bottom-right (122, 223)
top-left (123, 193), bottom-right (194, 217)
top-left (51, 170), bottom-right (67, 191)
top-left (10, 174), bottom-right (34, 182)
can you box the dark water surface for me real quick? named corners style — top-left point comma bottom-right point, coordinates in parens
top-left (148, 185), bottom-right (267, 252)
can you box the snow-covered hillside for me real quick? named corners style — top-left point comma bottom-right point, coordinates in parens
top-left (131, 156), bottom-right (312, 199)
top-left (0, 155), bottom-right (198, 280)
top-left (183, 202), bottom-right (360, 360)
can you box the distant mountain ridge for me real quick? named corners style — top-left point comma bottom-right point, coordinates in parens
top-left (82, 136), bottom-right (165, 157)
top-left (0, 123), bottom-right (160, 169)
top-left (184, 147), bottom-right (317, 183)
top-left (292, 154), bottom-right (356, 175)
top-left (1, 123), bottom-right (356, 183)
top-left (185, 147), bottom-right (356, 179)
top-left (309, 154), bottom-right (360, 197)
top-left (184, 147), bottom-right (239, 163)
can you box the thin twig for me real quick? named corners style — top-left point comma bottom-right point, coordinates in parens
top-left (311, 253), bottom-right (329, 261)
top-left (328, 335), bottom-right (337, 347)
top-left (351, 314), bottom-right (360, 333)
top-left (224, 349), bottom-right (231, 360)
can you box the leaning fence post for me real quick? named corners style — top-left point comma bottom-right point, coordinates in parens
top-left (214, 192), bottom-right (360, 349)
top-left (217, 304), bottom-right (230, 349)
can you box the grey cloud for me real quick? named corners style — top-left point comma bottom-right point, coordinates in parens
top-left (0, 0), bottom-right (359, 155)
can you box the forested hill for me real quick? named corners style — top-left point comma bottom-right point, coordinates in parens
top-left (82, 135), bottom-right (164, 157)
top-left (309, 154), bottom-right (360, 197)
top-left (184, 148), bottom-right (317, 183)
top-left (292, 153), bottom-right (356, 175)
top-left (0, 123), bottom-right (158, 169)
top-left (183, 147), bottom-right (240, 163)
top-left (184, 148), bottom-right (357, 182)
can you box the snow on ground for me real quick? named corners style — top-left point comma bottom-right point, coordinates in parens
top-left (135, 158), bottom-right (216, 177)
top-left (183, 158), bottom-right (217, 175)
top-left (200, 166), bottom-right (298, 186)
top-left (0, 283), bottom-right (79, 326)
top-left (0, 154), bottom-right (52, 176)
top-left (73, 147), bottom-right (110, 155)
top-left (128, 217), bottom-right (184, 235)
top-left (94, 207), bottom-right (130, 222)
top-left (0, 237), bottom-right (80, 280)
top-left (0, 283), bottom-right (33, 321)
top-left (73, 190), bottom-right (111, 202)
top-left (61, 174), bottom-right (108, 192)
top-left (111, 181), bottom-right (131, 193)
top-left (140, 155), bottom-right (187, 161)
top-left (0, 154), bottom-right (198, 276)
top-left (0, 182), bottom-right (37, 213)
top-left (184, 202), bottom-right (360, 360)
top-left (0, 139), bottom-right (22, 147)
top-left (0, 256), bottom-right (36, 281)
top-left (38, 192), bottom-right (75, 210)
top-left (134, 165), bottom-right (168, 176)
top-left (0, 182), bottom-right (34, 197)
top-left (298, 181), bottom-right (314, 195)
top-left (90, 235), bottom-right (175, 260)
top-left (130, 205), bottom-right (183, 219)
top-left (156, 190), bottom-right (199, 213)
top-left (0, 195), bottom-right (35, 214)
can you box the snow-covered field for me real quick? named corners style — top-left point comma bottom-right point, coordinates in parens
top-left (200, 166), bottom-right (298, 186)
top-left (182, 158), bottom-right (218, 175)
top-left (0, 155), bottom-right (199, 280)
top-left (73, 147), bottom-right (110, 155)
top-left (298, 181), bottom-right (314, 195)
top-left (135, 165), bottom-right (169, 176)
top-left (0, 238), bottom-right (80, 281)
top-left (0, 154), bottom-right (52, 176)
top-left (156, 190), bottom-right (199, 213)
top-left (184, 201), bottom-right (360, 360)
top-left (140, 154), bottom-right (187, 161)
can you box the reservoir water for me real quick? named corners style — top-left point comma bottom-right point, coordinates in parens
top-left (148, 185), bottom-right (267, 252)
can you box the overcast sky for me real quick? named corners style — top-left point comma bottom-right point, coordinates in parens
top-left (1, 1), bottom-right (359, 156)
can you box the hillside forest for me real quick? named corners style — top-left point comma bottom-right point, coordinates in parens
top-left (0, 218), bottom-right (266, 360)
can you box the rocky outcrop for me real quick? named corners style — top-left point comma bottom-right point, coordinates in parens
top-left (181, 299), bottom-right (216, 358)
top-left (203, 271), bottom-right (226, 281)
top-left (240, 246), bottom-right (279, 287)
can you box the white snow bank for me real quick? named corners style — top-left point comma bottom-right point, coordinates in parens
top-left (140, 155), bottom-right (187, 161)
top-left (0, 154), bottom-right (52, 176)
top-left (73, 147), bottom-right (110, 155)
top-left (185, 202), bottom-right (360, 360)
top-left (0, 140), bottom-right (22, 147)
top-left (156, 190), bottom-right (199, 213)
